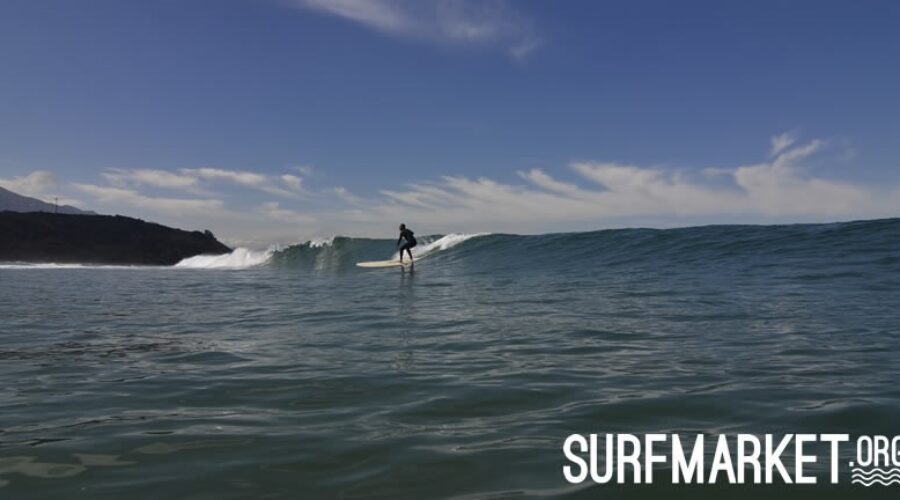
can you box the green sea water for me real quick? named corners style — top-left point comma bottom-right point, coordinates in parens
top-left (2, 220), bottom-right (899, 498)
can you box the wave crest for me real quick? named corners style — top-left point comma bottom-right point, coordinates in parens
top-left (175, 248), bottom-right (274, 269)
top-left (170, 218), bottom-right (900, 272)
top-left (392, 233), bottom-right (489, 260)
top-left (173, 233), bottom-right (490, 270)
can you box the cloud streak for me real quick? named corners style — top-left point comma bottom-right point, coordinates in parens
top-left (289, 0), bottom-right (541, 60)
top-left (103, 167), bottom-right (307, 198)
top-left (332, 136), bottom-right (900, 234)
top-left (73, 183), bottom-right (226, 217)
top-left (0, 171), bottom-right (59, 199)
top-left (259, 201), bottom-right (316, 224)
top-left (9, 133), bottom-right (900, 242)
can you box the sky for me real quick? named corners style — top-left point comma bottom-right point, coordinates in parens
top-left (1, 0), bottom-right (899, 245)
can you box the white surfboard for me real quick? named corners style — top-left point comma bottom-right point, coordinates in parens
top-left (356, 259), bottom-right (415, 268)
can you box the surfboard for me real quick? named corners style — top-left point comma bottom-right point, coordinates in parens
top-left (356, 259), bottom-right (414, 268)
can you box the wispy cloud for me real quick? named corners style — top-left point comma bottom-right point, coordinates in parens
top-left (331, 186), bottom-right (365, 206)
top-left (11, 133), bottom-right (900, 242)
top-left (184, 167), bottom-right (266, 187)
top-left (103, 167), bottom-right (306, 198)
top-left (281, 174), bottom-right (306, 193)
top-left (259, 201), bottom-right (316, 224)
top-left (187, 167), bottom-right (301, 197)
top-left (289, 0), bottom-right (541, 60)
top-left (517, 168), bottom-right (581, 195)
top-left (770, 132), bottom-right (797, 158)
top-left (73, 183), bottom-right (226, 217)
top-left (329, 135), bottom-right (900, 234)
top-left (0, 171), bottom-right (58, 198)
top-left (0, 170), bottom-right (85, 207)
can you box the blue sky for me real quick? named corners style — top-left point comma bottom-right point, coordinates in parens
top-left (1, 0), bottom-right (899, 244)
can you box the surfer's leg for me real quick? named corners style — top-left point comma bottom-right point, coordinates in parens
top-left (399, 243), bottom-right (409, 262)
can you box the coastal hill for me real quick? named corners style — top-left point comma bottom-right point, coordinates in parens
top-left (0, 211), bottom-right (231, 265)
top-left (0, 186), bottom-right (94, 215)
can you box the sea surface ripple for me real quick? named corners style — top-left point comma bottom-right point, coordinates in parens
top-left (1, 219), bottom-right (900, 498)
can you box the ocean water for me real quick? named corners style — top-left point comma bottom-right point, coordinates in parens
top-left (1, 219), bottom-right (900, 498)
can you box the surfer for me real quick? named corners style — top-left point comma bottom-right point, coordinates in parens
top-left (397, 223), bottom-right (417, 263)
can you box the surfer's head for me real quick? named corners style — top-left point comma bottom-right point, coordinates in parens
top-left (399, 223), bottom-right (406, 230)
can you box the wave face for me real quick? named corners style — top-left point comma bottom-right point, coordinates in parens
top-left (272, 232), bottom-right (486, 270)
top-left (175, 233), bottom-right (486, 270)
top-left (175, 218), bottom-right (900, 274)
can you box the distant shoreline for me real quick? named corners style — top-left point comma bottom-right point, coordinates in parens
top-left (0, 211), bottom-right (231, 266)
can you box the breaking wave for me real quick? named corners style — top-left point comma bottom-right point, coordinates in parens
top-left (175, 247), bottom-right (275, 269)
top-left (173, 233), bottom-right (488, 270)
top-left (170, 218), bottom-right (900, 274)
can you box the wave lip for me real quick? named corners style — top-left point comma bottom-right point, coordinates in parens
top-left (309, 236), bottom-right (335, 248)
top-left (173, 217), bottom-right (900, 271)
top-left (394, 233), bottom-right (489, 260)
top-left (175, 248), bottom-right (274, 269)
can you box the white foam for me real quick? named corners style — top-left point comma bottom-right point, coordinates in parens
top-left (174, 247), bottom-right (273, 269)
top-left (309, 236), bottom-right (335, 248)
top-left (161, 236), bottom-right (330, 269)
top-left (3, 233), bottom-right (486, 270)
top-left (393, 233), bottom-right (488, 260)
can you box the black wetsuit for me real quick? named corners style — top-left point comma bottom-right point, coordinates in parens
top-left (398, 228), bottom-right (417, 257)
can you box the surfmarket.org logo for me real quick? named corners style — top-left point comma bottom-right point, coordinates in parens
top-left (563, 433), bottom-right (900, 487)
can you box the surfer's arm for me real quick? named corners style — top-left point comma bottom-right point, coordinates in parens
top-left (397, 235), bottom-right (402, 247)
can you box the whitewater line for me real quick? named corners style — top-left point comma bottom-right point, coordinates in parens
top-left (390, 233), bottom-right (489, 260)
top-left (174, 232), bottom-right (489, 269)
top-left (174, 247), bottom-right (274, 269)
